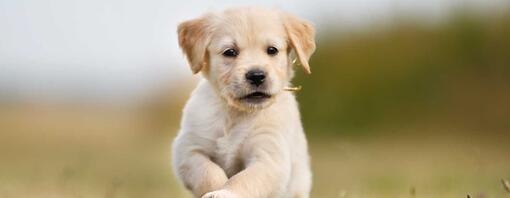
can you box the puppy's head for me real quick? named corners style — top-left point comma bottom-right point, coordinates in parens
top-left (178, 7), bottom-right (315, 111)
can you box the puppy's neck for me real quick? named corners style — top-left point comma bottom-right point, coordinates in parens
top-left (224, 100), bottom-right (269, 117)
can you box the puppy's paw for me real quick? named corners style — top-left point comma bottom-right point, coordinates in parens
top-left (201, 189), bottom-right (238, 198)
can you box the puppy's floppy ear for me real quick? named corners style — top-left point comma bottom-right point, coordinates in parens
top-left (283, 13), bottom-right (316, 74)
top-left (178, 16), bottom-right (211, 74)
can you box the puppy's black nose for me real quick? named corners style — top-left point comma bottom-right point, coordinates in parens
top-left (245, 69), bottom-right (266, 87)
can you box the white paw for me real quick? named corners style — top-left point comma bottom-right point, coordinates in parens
top-left (201, 189), bottom-right (238, 198)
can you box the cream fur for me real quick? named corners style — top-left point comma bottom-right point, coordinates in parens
top-left (172, 7), bottom-right (315, 198)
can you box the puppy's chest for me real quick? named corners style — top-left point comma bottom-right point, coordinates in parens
top-left (211, 123), bottom-right (251, 177)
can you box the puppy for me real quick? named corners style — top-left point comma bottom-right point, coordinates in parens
top-left (172, 7), bottom-right (316, 198)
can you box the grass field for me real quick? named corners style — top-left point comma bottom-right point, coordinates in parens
top-left (1, 105), bottom-right (509, 198)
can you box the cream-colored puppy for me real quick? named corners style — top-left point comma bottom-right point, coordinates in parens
top-left (172, 7), bottom-right (316, 198)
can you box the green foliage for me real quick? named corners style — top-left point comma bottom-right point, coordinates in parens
top-left (295, 11), bottom-right (510, 135)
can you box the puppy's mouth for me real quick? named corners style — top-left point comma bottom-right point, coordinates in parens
top-left (239, 92), bottom-right (272, 103)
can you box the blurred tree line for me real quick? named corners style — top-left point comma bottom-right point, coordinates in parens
top-left (295, 10), bottom-right (510, 136)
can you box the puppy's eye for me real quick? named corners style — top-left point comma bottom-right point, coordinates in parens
top-left (267, 46), bottom-right (278, 56)
top-left (222, 49), bottom-right (238, 57)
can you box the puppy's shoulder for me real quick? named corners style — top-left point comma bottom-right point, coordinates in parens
top-left (184, 80), bottom-right (220, 111)
top-left (180, 79), bottom-right (226, 131)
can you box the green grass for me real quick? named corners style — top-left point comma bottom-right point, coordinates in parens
top-left (1, 106), bottom-right (509, 197)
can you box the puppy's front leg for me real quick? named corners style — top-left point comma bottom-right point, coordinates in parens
top-left (176, 151), bottom-right (228, 197)
top-left (203, 133), bottom-right (290, 198)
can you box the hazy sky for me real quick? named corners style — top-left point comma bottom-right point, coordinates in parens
top-left (0, 0), bottom-right (508, 102)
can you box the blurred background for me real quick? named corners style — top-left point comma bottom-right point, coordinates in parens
top-left (1, 0), bottom-right (509, 197)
